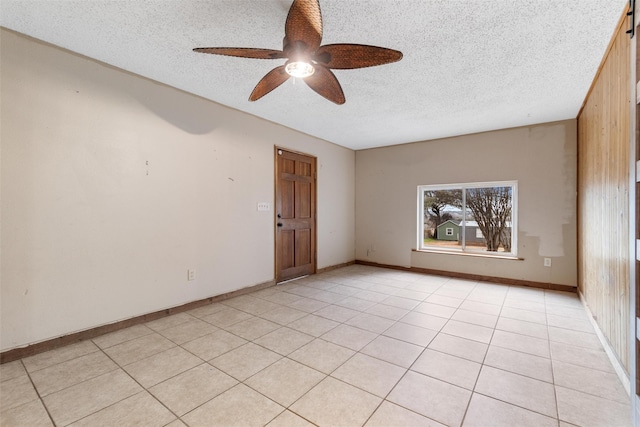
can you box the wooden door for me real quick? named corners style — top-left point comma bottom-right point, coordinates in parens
top-left (275, 148), bottom-right (316, 282)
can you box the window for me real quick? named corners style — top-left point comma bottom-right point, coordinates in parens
top-left (418, 181), bottom-right (517, 256)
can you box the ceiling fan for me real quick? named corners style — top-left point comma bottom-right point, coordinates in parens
top-left (193, 0), bottom-right (403, 105)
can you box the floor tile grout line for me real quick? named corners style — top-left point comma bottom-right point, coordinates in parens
top-left (469, 390), bottom-right (562, 422)
top-left (266, 275), bottom-right (439, 423)
top-left (96, 342), bottom-right (185, 424)
top-left (155, 335), bottom-right (294, 424)
top-left (238, 301), bottom-right (379, 425)
top-left (124, 323), bottom-right (294, 421)
top-left (483, 286), bottom-right (558, 422)
top-left (553, 383), bottom-right (633, 406)
top-left (543, 295), bottom-right (630, 407)
top-left (105, 338), bottom-right (180, 369)
top-left (457, 280), bottom-right (493, 427)
top-left (262, 405), bottom-right (320, 427)
top-left (69, 390), bottom-right (176, 427)
top-left (463, 282), bottom-right (569, 425)
top-left (42, 346), bottom-right (177, 426)
top-left (8, 266), bottom-right (626, 426)
top-left (23, 343), bottom-right (139, 399)
top-left (21, 346), bottom-right (103, 376)
top-left (365, 278), bottom-right (481, 426)
top-left (395, 281), bottom-right (621, 400)
top-left (177, 382), bottom-right (254, 422)
top-left (545, 292), bottom-right (563, 423)
top-left (16, 358), bottom-right (57, 427)
top-left (91, 325), bottom-right (156, 352)
top-left (29, 362), bottom-right (123, 405)
top-left (280, 270), bottom-right (606, 423)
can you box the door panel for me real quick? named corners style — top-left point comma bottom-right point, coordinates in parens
top-left (298, 182), bottom-right (311, 218)
top-left (281, 230), bottom-right (295, 270)
top-left (281, 180), bottom-right (295, 219)
top-left (296, 229), bottom-right (311, 265)
top-left (282, 158), bottom-right (295, 174)
top-left (275, 148), bottom-right (317, 282)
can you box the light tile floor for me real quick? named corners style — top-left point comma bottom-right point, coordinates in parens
top-left (0, 265), bottom-right (632, 426)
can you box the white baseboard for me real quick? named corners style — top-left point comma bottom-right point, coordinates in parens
top-left (578, 291), bottom-right (631, 396)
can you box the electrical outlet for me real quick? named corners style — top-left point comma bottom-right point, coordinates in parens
top-left (543, 258), bottom-right (552, 267)
top-left (188, 269), bottom-right (196, 281)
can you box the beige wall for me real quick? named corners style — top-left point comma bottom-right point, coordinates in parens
top-left (355, 121), bottom-right (577, 287)
top-left (0, 30), bottom-right (355, 351)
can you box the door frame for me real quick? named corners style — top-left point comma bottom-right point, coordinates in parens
top-left (274, 146), bottom-right (318, 283)
top-left (632, 0), bottom-right (639, 423)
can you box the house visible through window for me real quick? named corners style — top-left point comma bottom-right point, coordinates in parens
top-left (418, 181), bottom-right (517, 256)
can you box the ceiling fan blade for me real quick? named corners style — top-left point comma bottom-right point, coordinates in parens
top-left (304, 66), bottom-right (345, 105)
top-left (249, 65), bottom-right (291, 101)
top-left (193, 47), bottom-right (285, 59)
top-left (284, 0), bottom-right (323, 52)
top-left (314, 44), bottom-right (403, 69)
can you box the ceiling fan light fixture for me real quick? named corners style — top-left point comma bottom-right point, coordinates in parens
top-left (285, 61), bottom-right (315, 78)
top-left (193, 0), bottom-right (403, 104)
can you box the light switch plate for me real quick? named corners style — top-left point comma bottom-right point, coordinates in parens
top-left (257, 202), bottom-right (271, 211)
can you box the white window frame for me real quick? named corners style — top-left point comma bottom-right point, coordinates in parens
top-left (417, 180), bottom-right (518, 257)
top-left (446, 227), bottom-right (454, 236)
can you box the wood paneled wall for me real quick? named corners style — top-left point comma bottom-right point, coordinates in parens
top-left (578, 11), bottom-right (631, 372)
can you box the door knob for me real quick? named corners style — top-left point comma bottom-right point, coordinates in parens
top-left (277, 222), bottom-right (283, 227)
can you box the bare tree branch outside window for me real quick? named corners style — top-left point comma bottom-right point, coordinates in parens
top-left (418, 182), bottom-right (516, 255)
top-left (465, 187), bottom-right (512, 252)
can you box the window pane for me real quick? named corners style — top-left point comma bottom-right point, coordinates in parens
top-left (422, 189), bottom-right (463, 248)
top-left (464, 186), bottom-right (513, 252)
top-left (419, 181), bottom-right (516, 256)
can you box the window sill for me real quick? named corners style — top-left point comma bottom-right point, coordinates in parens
top-left (413, 248), bottom-right (523, 261)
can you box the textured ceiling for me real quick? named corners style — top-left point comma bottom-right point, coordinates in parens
top-left (1, 0), bottom-right (626, 150)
